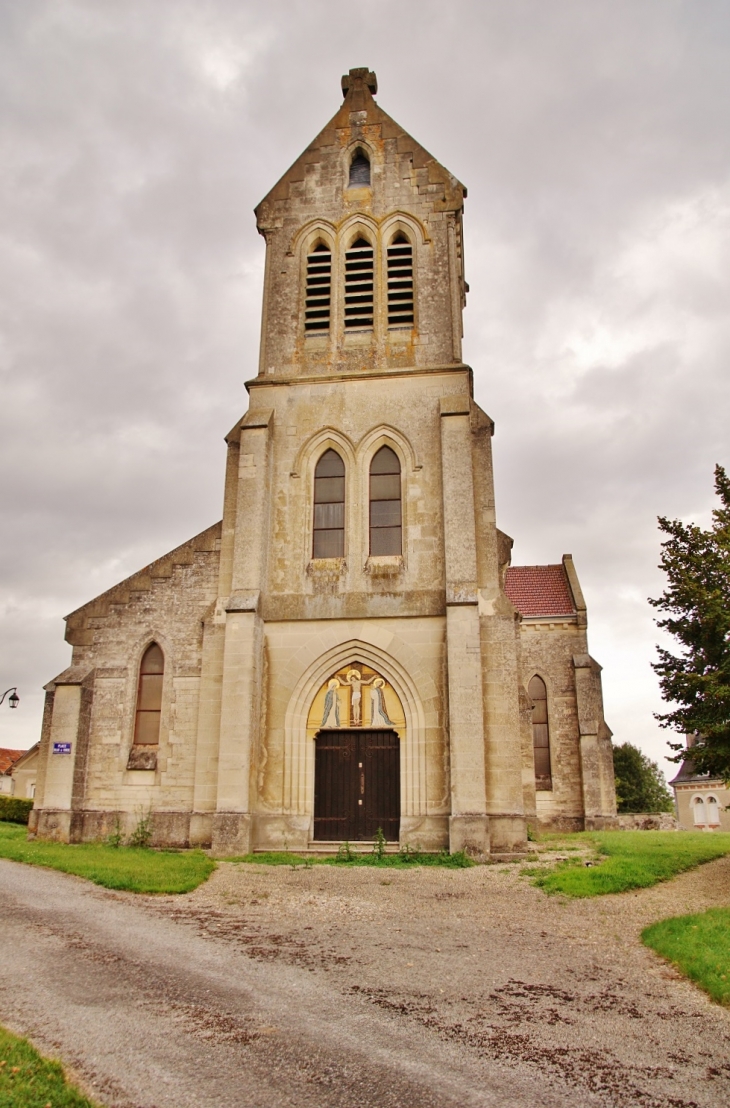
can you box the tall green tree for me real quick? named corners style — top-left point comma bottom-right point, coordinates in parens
top-left (650, 464), bottom-right (730, 781)
top-left (612, 743), bottom-right (674, 813)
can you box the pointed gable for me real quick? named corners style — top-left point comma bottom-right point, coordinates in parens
top-left (255, 67), bottom-right (466, 228)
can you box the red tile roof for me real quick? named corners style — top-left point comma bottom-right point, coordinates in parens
top-left (0, 748), bottom-right (26, 775)
top-left (505, 564), bottom-right (576, 618)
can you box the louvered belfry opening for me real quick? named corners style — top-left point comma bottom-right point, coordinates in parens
top-left (348, 150), bottom-right (371, 187)
top-left (529, 675), bottom-right (552, 789)
top-left (387, 233), bottom-right (414, 326)
top-left (134, 643), bottom-right (164, 745)
top-left (344, 237), bottom-right (374, 329)
top-left (370, 446), bottom-right (402, 555)
top-left (304, 242), bottom-right (331, 332)
top-left (313, 449), bottom-right (345, 558)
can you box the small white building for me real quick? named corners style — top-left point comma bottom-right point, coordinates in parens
top-left (0, 745), bottom-right (39, 799)
top-left (670, 750), bottom-right (730, 832)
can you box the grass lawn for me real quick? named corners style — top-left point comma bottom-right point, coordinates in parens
top-left (642, 908), bottom-right (730, 1006)
top-left (0, 822), bottom-right (215, 894)
top-left (0, 1024), bottom-right (98, 1107)
top-left (525, 831), bottom-right (730, 898)
top-left (225, 848), bottom-right (474, 869)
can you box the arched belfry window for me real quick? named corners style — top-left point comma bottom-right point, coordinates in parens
top-left (134, 643), bottom-right (164, 745)
top-left (344, 238), bottom-right (374, 329)
top-left (313, 449), bottom-right (345, 558)
top-left (348, 150), bottom-right (371, 187)
top-left (387, 233), bottom-right (414, 326)
top-left (369, 446), bottom-right (402, 555)
top-left (529, 675), bottom-right (552, 789)
top-left (305, 243), bottom-right (331, 332)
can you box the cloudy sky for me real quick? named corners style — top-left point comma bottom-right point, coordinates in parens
top-left (1, 1), bottom-right (728, 780)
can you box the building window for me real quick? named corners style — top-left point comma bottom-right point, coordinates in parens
top-left (134, 643), bottom-right (164, 745)
top-left (692, 795), bottom-right (706, 826)
top-left (529, 675), bottom-right (552, 789)
top-left (313, 449), bottom-right (345, 558)
top-left (707, 795), bottom-right (720, 826)
top-left (304, 242), bottom-right (331, 332)
top-left (369, 446), bottom-right (402, 555)
top-left (348, 150), bottom-right (370, 187)
top-left (387, 233), bottom-right (414, 326)
top-left (344, 237), bottom-right (374, 329)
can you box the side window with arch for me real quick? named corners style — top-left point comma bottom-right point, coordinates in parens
top-left (693, 795), bottom-right (706, 826)
top-left (370, 446), bottom-right (402, 555)
top-left (344, 237), bottom-right (374, 329)
top-left (348, 149), bottom-right (371, 187)
top-left (387, 233), bottom-right (414, 326)
top-left (304, 242), bottom-right (332, 332)
top-left (529, 675), bottom-right (552, 789)
top-left (313, 449), bottom-right (345, 558)
top-left (134, 643), bottom-right (164, 745)
top-left (706, 795), bottom-right (720, 826)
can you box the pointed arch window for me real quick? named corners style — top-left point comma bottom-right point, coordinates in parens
top-left (387, 233), bottom-right (414, 326)
top-left (529, 675), bottom-right (552, 789)
top-left (305, 242), bottom-right (331, 332)
top-left (370, 446), bottom-right (402, 555)
top-left (344, 237), bottom-right (374, 329)
top-left (134, 643), bottom-right (164, 745)
top-left (348, 150), bottom-right (371, 187)
top-left (313, 449), bottom-right (345, 558)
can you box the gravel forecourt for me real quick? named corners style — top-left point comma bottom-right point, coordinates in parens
top-left (1, 852), bottom-right (729, 1107)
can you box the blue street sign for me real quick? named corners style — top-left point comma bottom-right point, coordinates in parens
top-left (52, 742), bottom-right (72, 755)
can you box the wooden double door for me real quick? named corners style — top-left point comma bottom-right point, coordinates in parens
top-left (314, 729), bottom-right (400, 841)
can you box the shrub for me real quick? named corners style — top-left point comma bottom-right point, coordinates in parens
top-left (612, 743), bottom-right (674, 813)
top-left (0, 795), bottom-right (34, 824)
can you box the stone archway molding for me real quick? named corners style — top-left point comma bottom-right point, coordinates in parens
top-left (282, 634), bottom-right (432, 827)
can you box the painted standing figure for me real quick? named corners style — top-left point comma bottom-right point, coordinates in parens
top-left (321, 678), bottom-right (341, 727)
top-left (370, 678), bottom-right (394, 726)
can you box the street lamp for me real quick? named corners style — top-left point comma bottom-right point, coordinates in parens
top-left (0, 688), bottom-right (19, 709)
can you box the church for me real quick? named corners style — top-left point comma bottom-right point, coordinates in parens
top-left (29, 68), bottom-right (617, 857)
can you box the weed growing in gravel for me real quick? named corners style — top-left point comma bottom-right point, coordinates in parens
top-left (642, 907), bottom-right (730, 1006)
top-left (372, 827), bottom-right (387, 860)
top-left (0, 822), bottom-right (215, 893)
top-left (0, 1024), bottom-right (99, 1106)
top-left (527, 832), bottom-right (730, 897)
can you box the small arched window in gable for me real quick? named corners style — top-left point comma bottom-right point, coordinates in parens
top-left (349, 150), bottom-right (371, 187)
top-left (387, 233), bottom-right (414, 326)
top-left (134, 643), bottom-right (164, 745)
top-left (313, 449), bottom-right (345, 558)
top-left (529, 675), bottom-right (552, 789)
top-left (370, 446), bottom-right (402, 555)
top-left (344, 237), bottom-right (374, 329)
top-left (693, 795), bottom-right (706, 826)
top-left (305, 242), bottom-right (332, 332)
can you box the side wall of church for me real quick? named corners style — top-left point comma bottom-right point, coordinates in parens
top-left (518, 623), bottom-right (588, 830)
top-left (31, 525), bottom-right (222, 845)
top-left (517, 623), bottom-right (617, 831)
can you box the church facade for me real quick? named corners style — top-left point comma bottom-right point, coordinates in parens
top-left (29, 69), bottom-right (617, 856)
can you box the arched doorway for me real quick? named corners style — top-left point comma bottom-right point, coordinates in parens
top-left (308, 663), bottom-right (404, 841)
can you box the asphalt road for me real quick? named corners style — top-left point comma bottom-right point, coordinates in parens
top-left (0, 858), bottom-right (587, 1108)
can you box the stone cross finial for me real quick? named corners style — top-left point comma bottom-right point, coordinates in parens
top-left (341, 67), bottom-right (378, 98)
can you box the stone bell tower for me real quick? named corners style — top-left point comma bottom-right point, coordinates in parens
top-left (210, 66), bottom-right (527, 856)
